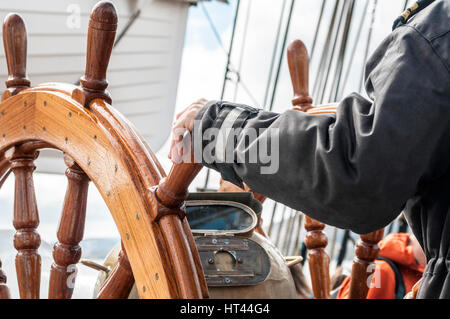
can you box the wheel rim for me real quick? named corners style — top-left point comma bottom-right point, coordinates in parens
top-left (0, 87), bottom-right (201, 298)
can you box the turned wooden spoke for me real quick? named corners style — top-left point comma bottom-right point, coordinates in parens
top-left (0, 258), bottom-right (11, 299)
top-left (72, 0), bottom-right (117, 106)
top-left (2, 13), bottom-right (30, 101)
top-left (48, 155), bottom-right (89, 299)
top-left (8, 146), bottom-right (41, 299)
top-left (287, 40), bottom-right (313, 110)
top-left (98, 245), bottom-right (135, 299)
top-left (287, 39), bottom-right (330, 298)
top-left (304, 216), bottom-right (330, 298)
top-left (151, 162), bottom-right (207, 298)
top-left (348, 229), bottom-right (385, 299)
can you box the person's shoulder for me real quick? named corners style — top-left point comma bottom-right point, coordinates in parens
top-left (405, 0), bottom-right (450, 41)
top-left (393, 0), bottom-right (449, 72)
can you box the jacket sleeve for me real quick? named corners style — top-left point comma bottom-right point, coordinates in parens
top-left (192, 26), bottom-right (450, 234)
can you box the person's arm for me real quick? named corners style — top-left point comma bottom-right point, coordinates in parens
top-left (186, 26), bottom-right (450, 234)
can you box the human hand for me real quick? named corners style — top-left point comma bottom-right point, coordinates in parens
top-left (169, 98), bottom-right (208, 163)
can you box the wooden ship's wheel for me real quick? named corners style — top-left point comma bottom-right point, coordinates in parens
top-left (0, 1), bottom-right (208, 299)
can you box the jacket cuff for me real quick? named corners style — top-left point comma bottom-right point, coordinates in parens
top-left (193, 100), bottom-right (259, 188)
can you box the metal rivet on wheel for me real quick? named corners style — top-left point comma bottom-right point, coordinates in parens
top-left (136, 213), bottom-right (140, 220)
top-left (155, 273), bottom-right (159, 280)
top-left (142, 286), bottom-right (146, 292)
top-left (24, 101), bottom-right (27, 107)
top-left (208, 258), bottom-right (214, 264)
top-left (43, 101), bottom-right (47, 106)
top-left (126, 232), bottom-right (130, 240)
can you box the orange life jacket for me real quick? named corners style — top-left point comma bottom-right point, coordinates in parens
top-left (337, 233), bottom-right (424, 299)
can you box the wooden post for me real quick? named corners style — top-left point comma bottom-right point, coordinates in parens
top-left (8, 147), bottom-right (41, 299)
top-left (48, 155), bottom-right (89, 299)
top-left (287, 39), bottom-right (330, 298)
top-left (2, 13), bottom-right (30, 101)
top-left (72, 1), bottom-right (117, 106)
top-left (287, 39), bottom-right (313, 111)
top-left (348, 229), bottom-right (384, 299)
top-left (304, 216), bottom-right (330, 298)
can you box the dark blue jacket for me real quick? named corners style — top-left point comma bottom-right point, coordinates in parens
top-left (194, 0), bottom-right (450, 298)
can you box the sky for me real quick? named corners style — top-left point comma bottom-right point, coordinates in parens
top-left (0, 0), bottom-right (413, 298)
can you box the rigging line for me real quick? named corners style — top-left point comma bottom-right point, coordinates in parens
top-left (238, 77), bottom-right (260, 106)
top-left (200, 0), bottom-right (259, 108)
top-left (358, 0), bottom-right (378, 93)
top-left (292, 212), bottom-right (304, 256)
top-left (200, 2), bottom-right (228, 54)
top-left (203, 0), bottom-right (242, 189)
top-left (274, 205), bottom-right (288, 246)
top-left (268, 0), bottom-right (297, 112)
top-left (330, 0), bottom-right (356, 102)
top-left (311, 0), bottom-right (341, 100)
top-left (287, 211), bottom-right (299, 255)
top-left (337, 0), bottom-right (370, 99)
top-left (262, 0), bottom-right (288, 109)
top-left (310, 0), bottom-right (328, 63)
top-left (267, 201), bottom-right (278, 237)
top-left (233, 0), bottom-right (253, 101)
top-left (329, 227), bottom-right (338, 261)
top-left (114, 8), bottom-right (142, 47)
top-left (286, 210), bottom-right (298, 255)
top-left (220, 0), bottom-right (242, 100)
top-left (317, 0), bottom-right (349, 104)
top-left (201, 0), bottom-right (258, 105)
top-left (282, 209), bottom-right (295, 254)
top-left (403, 0), bottom-right (410, 11)
top-left (336, 229), bottom-right (351, 267)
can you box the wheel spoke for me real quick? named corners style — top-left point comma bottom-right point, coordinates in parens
top-left (348, 229), bottom-right (385, 299)
top-left (48, 155), bottom-right (89, 299)
top-left (9, 147), bottom-right (41, 299)
top-left (304, 216), bottom-right (330, 299)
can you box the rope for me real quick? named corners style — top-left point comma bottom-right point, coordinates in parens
top-left (311, 0), bottom-right (341, 101)
top-left (233, 0), bottom-right (253, 101)
top-left (268, 0), bottom-right (297, 111)
top-left (337, 0), bottom-right (370, 99)
top-left (358, 0), bottom-right (378, 93)
top-left (310, 0), bottom-right (328, 63)
top-left (329, 0), bottom-right (356, 102)
top-left (262, 0), bottom-right (288, 109)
